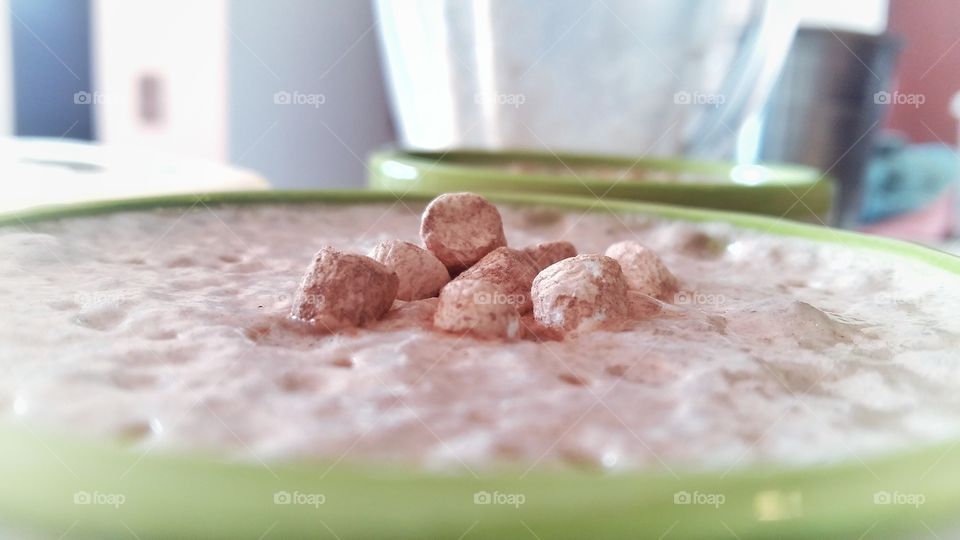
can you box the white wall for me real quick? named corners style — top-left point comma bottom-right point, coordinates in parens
top-left (91, 0), bottom-right (394, 186)
top-left (227, 0), bottom-right (394, 188)
top-left (797, 0), bottom-right (888, 34)
top-left (0, 0), bottom-right (13, 136)
top-left (91, 0), bottom-right (229, 161)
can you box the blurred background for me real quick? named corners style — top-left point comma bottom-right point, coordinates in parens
top-left (2, 0), bottom-right (960, 245)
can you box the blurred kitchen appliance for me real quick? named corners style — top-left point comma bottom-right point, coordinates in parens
top-left (375, 0), bottom-right (797, 160)
top-left (857, 134), bottom-right (958, 241)
top-left (756, 28), bottom-right (901, 226)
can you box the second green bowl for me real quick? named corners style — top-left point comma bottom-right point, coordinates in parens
top-left (368, 149), bottom-right (834, 223)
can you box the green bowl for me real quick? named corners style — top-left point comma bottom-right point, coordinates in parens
top-left (1, 190), bottom-right (957, 540)
top-left (368, 150), bottom-right (835, 223)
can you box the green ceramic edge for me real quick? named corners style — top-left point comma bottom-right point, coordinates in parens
top-left (0, 190), bottom-right (956, 540)
top-left (394, 148), bottom-right (822, 181)
top-left (367, 150), bottom-right (836, 223)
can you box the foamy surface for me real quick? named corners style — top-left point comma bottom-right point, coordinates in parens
top-left (1, 202), bottom-right (958, 472)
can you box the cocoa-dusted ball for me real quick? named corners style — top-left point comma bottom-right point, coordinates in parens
top-left (605, 241), bottom-right (678, 301)
top-left (455, 247), bottom-right (538, 313)
top-left (370, 239), bottom-right (450, 301)
top-left (434, 279), bottom-right (521, 340)
top-left (419, 193), bottom-right (507, 273)
top-left (522, 240), bottom-right (577, 272)
top-left (291, 247), bottom-right (398, 330)
top-left (531, 254), bottom-right (631, 332)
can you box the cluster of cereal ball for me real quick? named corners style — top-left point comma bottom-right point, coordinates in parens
top-left (290, 193), bottom-right (678, 340)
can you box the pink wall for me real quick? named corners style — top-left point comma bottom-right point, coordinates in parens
top-left (887, 0), bottom-right (960, 145)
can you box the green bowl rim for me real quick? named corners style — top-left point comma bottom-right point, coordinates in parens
top-left (1, 189), bottom-right (957, 539)
top-left (375, 148), bottom-right (824, 185)
top-left (367, 149), bottom-right (836, 221)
